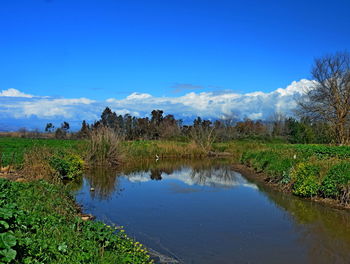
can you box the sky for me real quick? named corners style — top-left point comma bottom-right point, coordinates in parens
top-left (1, 0), bottom-right (350, 130)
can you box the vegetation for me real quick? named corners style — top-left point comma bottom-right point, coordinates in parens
top-left (1, 52), bottom-right (350, 262)
top-left (297, 51), bottom-right (350, 145)
top-left (321, 162), bottom-right (350, 201)
top-left (237, 141), bottom-right (350, 204)
top-left (0, 178), bottom-right (152, 263)
top-left (0, 137), bottom-right (82, 167)
top-left (86, 126), bottom-right (123, 167)
top-left (2, 137), bottom-right (350, 206)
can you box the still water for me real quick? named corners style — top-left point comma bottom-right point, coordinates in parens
top-left (74, 159), bottom-right (350, 264)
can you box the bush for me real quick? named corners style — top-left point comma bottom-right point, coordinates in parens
top-left (50, 152), bottom-right (84, 179)
top-left (291, 163), bottom-right (321, 197)
top-left (321, 162), bottom-right (350, 199)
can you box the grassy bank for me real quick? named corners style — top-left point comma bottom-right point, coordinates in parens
top-left (0, 137), bottom-right (83, 167)
top-left (0, 178), bottom-right (152, 263)
top-left (0, 137), bottom-right (233, 166)
top-left (233, 141), bottom-right (350, 205)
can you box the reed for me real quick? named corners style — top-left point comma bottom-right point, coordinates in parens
top-left (86, 126), bottom-right (123, 167)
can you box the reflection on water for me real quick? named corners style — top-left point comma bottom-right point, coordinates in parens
top-left (74, 159), bottom-right (350, 264)
top-left (257, 182), bottom-right (350, 263)
top-left (127, 166), bottom-right (257, 190)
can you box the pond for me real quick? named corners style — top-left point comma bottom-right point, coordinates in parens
top-left (73, 159), bottom-right (350, 264)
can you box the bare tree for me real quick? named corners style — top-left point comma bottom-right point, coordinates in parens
top-left (190, 118), bottom-right (216, 152)
top-left (297, 52), bottom-right (350, 145)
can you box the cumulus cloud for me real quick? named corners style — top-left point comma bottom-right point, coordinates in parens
top-left (0, 79), bottom-right (316, 130)
top-left (106, 79), bottom-right (314, 120)
top-left (0, 88), bottom-right (34, 98)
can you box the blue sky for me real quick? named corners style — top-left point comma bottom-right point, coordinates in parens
top-left (0, 0), bottom-right (349, 129)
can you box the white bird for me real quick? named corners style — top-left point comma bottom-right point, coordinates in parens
top-left (155, 154), bottom-right (159, 161)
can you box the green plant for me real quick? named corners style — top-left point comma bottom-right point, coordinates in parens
top-left (291, 163), bottom-right (321, 197)
top-left (49, 152), bottom-right (84, 179)
top-left (321, 162), bottom-right (350, 199)
top-left (0, 178), bottom-right (152, 263)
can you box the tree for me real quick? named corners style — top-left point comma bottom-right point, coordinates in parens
top-left (298, 52), bottom-right (350, 145)
top-left (190, 118), bottom-right (216, 152)
top-left (77, 120), bottom-right (90, 139)
top-left (150, 110), bottom-right (164, 139)
top-left (151, 110), bottom-right (164, 126)
top-left (61, 121), bottom-right (70, 132)
top-left (45, 123), bottom-right (54, 133)
top-left (101, 107), bottom-right (118, 129)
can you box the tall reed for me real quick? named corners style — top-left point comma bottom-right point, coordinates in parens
top-left (86, 126), bottom-right (123, 167)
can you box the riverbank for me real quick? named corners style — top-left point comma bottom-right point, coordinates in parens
top-left (2, 137), bottom-right (350, 208)
top-left (0, 178), bottom-right (153, 263)
top-left (233, 142), bottom-right (350, 209)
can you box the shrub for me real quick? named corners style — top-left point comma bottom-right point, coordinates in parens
top-left (50, 152), bottom-right (84, 179)
top-left (321, 162), bottom-right (350, 199)
top-left (291, 163), bottom-right (321, 197)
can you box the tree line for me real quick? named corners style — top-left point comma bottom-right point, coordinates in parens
top-left (66, 108), bottom-right (333, 144)
top-left (39, 51), bottom-right (350, 145)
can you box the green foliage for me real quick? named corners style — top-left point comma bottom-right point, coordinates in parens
top-left (236, 140), bottom-right (350, 203)
top-left (321, 162), bottom-right (350, 198)
top-left (286, 117), bottom-right (315, 144)
top-left (49, 152), bottom-right (84, 179)
top-left (291, 163), bottom-right (321, 197)
top-left (0, 178), bottom-right (152, 264)
top-left (293, 144), bottom-right (350, 159)
top-left (0, 138), bottom-right (83, 167)
top-left (240, 149), bottom-right (295, 182)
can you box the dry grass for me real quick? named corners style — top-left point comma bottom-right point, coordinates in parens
top-left (21, 146), bottom-right (58, 181)
top-left (123, 140), bottom-right (206, 161)
top-left (86, 126), bottom-right (123, 167)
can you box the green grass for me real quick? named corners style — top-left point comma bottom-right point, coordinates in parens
top-left (0, 178), bottom-right (152, 263)
top-left (0, 138), bottom-right (84, 167)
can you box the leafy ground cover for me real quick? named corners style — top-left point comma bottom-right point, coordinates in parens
top-left (0, 178), bottom-right (152, 264)
top-left (236, 141), bottom-right (350, 204)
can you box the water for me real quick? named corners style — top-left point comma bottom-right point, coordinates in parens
top-left (73, 159), bottom-right (350, 264)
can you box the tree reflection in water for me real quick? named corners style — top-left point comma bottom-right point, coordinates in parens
top-left (84, 159), bottom-right (237, 199)
top-left (84, 167), bottom-right (121, 200)
top-left (150, 169), bottom-right (162, 180)
top-left (249, 177), bottom-right (350, 263)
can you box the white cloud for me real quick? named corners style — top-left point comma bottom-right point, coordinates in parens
top-left (0, 79), bottom-right (316, 130)
top-left (125, 92), bottom-right (152, 100)
top-left (105, 79), bottom-right (315, 120)
top-left (0, 88), bottom-right (33, 98)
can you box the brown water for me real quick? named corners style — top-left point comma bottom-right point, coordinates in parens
top-left (73, 159), bottom-right (350, 264)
